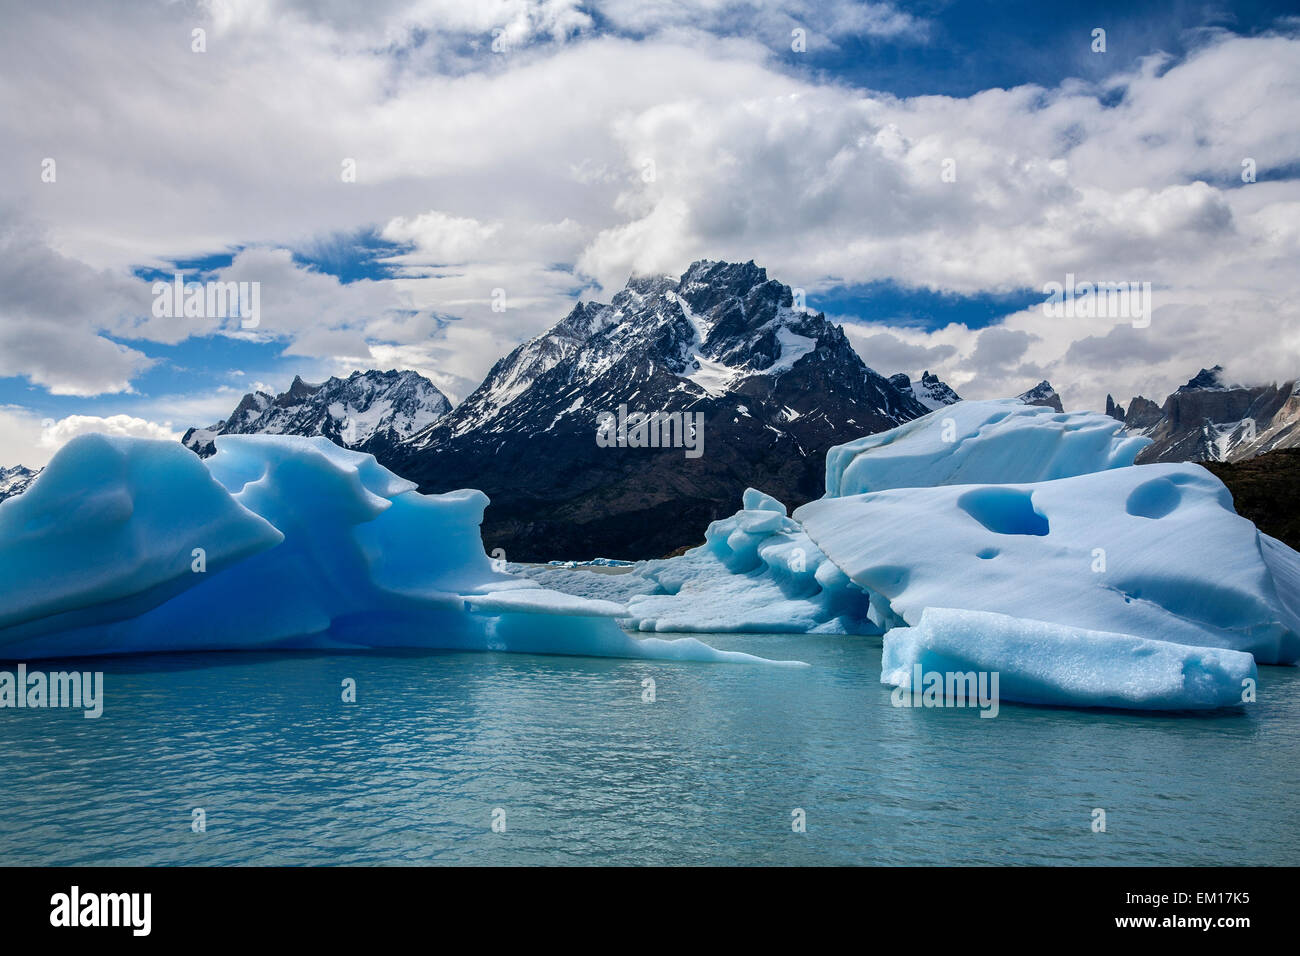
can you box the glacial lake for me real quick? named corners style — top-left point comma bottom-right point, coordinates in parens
top-left (1, 633), bottom-right (1297, 866)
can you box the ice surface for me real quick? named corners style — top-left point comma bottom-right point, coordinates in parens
top-left (518, 487), bottom-right (875, 635)
top-left (824, 400), bottom-right (1149, 497)
top-left (0, 435), bottom-right (283, 641)
top-left (882, 607), bottom-right (1257, 711)
top-left (0, 435), bottom-right (802, 666)
top-left (797, 462), bottom-right (1300, 664)
top-left (620, 488), bottom-right (875, 634)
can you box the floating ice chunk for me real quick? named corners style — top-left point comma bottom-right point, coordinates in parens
top-left (622, 488), bottom-right (876, 635)
top-left (0, 435), bottom-right (800, 666)
top-left (882, 607), bottom-right (1257, 711)
top-left (824, 400), bottom-right (1149, 497)
top-left (523, 488), bottom-right (873, 635)
top-left (797, 462), bottom-right (1300, 664)
top-left (742, 487), bottom-right (787, 514)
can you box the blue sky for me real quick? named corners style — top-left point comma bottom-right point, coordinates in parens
top-left (1, 0), bottom-right (1298, 464)
top-left (794, 0), bottom-right (1299, 94)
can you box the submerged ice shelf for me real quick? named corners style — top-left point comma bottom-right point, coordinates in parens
top-left (0, 434), bottom-right (803, 666)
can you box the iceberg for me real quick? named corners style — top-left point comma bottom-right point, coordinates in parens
top-left (621, 488), bottom-right (876, 634)
top-left (0, 434), bottom-right (282, 641)
top-left (797, 462), bottom-right (1300, 664)
top-left (882, 607), bottom-right (1257, 711)
top-left (824, 400), bottom-right (1148, 497)
top-left (527, 397), bottom-right (1300, 717)
top-left (0, 435), bottom-right (803, 666)
top-left (531, 488), bottom-right (876, 635)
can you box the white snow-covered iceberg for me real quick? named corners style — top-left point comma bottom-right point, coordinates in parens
top-left (622, 488), bottom-right (876, 634)
top-left (882, 607), bottom-right (1257, 711)
top-left (797, 462), bottom-right (1300, 664)
top-left (824, 400), bottom-right (1148, 497)
top-left (0, 434), bottom-right (802, 666)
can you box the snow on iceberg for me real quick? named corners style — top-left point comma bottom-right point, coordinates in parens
top-left (882, 607), bottom-right (1257, 711)
top-left (797, 462), bottom-right (1300, 664)
top-left (824, 400), bottom-right (1149, 497)
top-left (0, 435), bottom-right (803, 666)
top-left (618, 488), bottom-right (875, 634)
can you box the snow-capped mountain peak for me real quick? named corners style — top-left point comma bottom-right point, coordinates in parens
top-left (409, 259), bottom-right (924, 450)
top-left (1127, 365), bottom-right (1300, 463)
top-left (1178, 365), bottom-right (1235, 392)
top-left (1016, 380), bottom-right (1064, 412)
top-left (890, 371), bottom-right (962, 411)
top-left (389, 258), bottom-right (931, 559)
top-left (183, 369), bottom-right (450, 457)
top-left (0, 464), bottom-right (40, 503)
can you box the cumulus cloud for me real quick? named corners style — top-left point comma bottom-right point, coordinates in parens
top-left (38, 414), bottom-right (181, 449)
top-left (970, 327), bottom-right (1035, 372)
top-left (0, 2), bottom-right (1296, 433)
top-left (0, 412), bottom-right (184, 467)
top-left (0, 219), bottom-right (155, 395)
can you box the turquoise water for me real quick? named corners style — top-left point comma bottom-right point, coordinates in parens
top-left (1, 633), bottom-right (1297, 866)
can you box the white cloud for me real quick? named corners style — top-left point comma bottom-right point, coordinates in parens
top-left (0, 218), bottom-right (155, 395)
top-left (39, 415), bottom-right (181, 449)
top-left (0, 3), bottom-right (1296, 439)
top-left (0, 406), bottom-right (47, 468)
top-left (0, 408), bottom-right (185, 468)
top-left (206, 0), bottom-right (595, 51)
top-left (382, 211), bottom-right (502, 262)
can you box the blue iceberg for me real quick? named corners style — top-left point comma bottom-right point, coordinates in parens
top-left (797, 461), bottom-right (1300, 664)
top-left (622, 487), bottom-right (876, 634)
top-left (0, 434), bottom-right (802, 666)
top-left (882, 607), bottom-right (1257, 711)
top-left (824, 400), bottom-right (1148, 497)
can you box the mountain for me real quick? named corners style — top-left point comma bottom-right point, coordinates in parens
top-left (1016, 380), bottom-right (1064, 412)
top-left (183, 369), bottom-right (451, 458)
top-left (889, 370), bottom-right (961, 411)
top-left (1124, 366), bottom-right (1300, 464)
top-left (389, 259), bottom-right (931, 560)
top-left (0, 464), bottom-right (39, 503)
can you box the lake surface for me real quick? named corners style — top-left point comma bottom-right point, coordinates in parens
top-left (1, 633), bottom-right (1297, 865)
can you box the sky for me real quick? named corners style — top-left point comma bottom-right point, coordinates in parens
top-left (1, 0), bottom-right (1298, 465)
